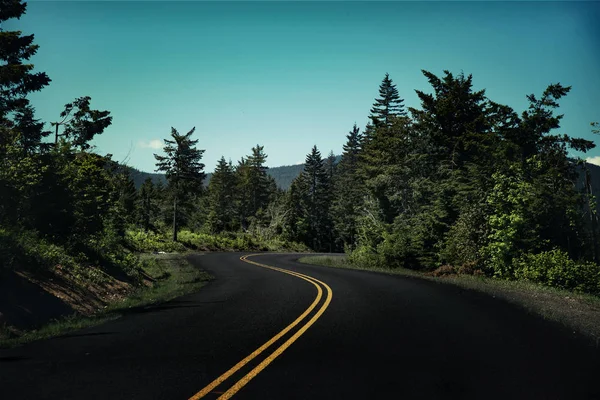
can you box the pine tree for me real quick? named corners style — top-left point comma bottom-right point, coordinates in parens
top-left (341, 124), bottom-right (363, 171)
top-left (325, 151), bottom-right (337, 181)
top-left (154, 127), bottom-right (206, 241)
top-left (282, 174), bottom-right (309, 243)
top-left (138, 178), bottom-right (158, 232)
top-left (0, 0), bottom-right (51, 225)
top-left (0, 0), bottom-right (51, 152)
top-left (118, 172), bottom-right (138, 224)
top-left (369, 73), bottom-right (406, 128)
top-left (332, 124), bottom-right (364, 248)
top-left (235, 145), bottom-right (275, 230)
top-left (302, 145), bottom-right (333, 251)
top-left (207, 156), bottom-right (237, 233)
top-left (247, 145), bottom-right (271, 217)
top-left (409, 70), bottom-right (491, 169)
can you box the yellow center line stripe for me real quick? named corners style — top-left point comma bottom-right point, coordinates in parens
top-left (218, 265), bottom-right (333, 399)
top-left (189, 254), bottom-right (333, 400)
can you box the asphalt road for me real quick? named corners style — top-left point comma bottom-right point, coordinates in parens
top-left (1, 252), bottom-right (599, 400)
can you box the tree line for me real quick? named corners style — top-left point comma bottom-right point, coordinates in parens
top-left (2, 0), bottom-right (599, 294)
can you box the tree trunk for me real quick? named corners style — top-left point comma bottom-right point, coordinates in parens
top-left (172, 195), bottom-right (178, 242)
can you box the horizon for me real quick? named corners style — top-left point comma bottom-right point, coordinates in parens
top-left (9, 1), bottom-right (600, 173)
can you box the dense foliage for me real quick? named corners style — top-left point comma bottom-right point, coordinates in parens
top-left (320, 71), bottom-right (599, 294)
top-left (2, 0), bottom-right (599, 296)
top-left (0, 1), bottom-right (306, 281)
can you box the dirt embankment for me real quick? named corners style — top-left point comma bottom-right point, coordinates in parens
top-left (0, 265), bottom-right (146, 333)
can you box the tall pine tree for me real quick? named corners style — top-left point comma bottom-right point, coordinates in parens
top-left (332, 124), bottom-right (364, 249)
top-left (207, 157), bottom-right (237, 233)
top-left (154, 127), bottom-right (206, 241)
top-left (369, 73), bottom-right (406, 128)
top-left (0, 0), bottom-right (51, 152)
top-left (302, 145), bottom-right (333, 251)
top-left (137, 177), bottom-right (158, 232)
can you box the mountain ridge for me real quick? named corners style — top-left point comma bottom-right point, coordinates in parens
top-left (127, 156), bottom-right (342, 190)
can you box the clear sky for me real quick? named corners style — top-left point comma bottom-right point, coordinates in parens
top-left (8, 1), bottom-right (600, 172)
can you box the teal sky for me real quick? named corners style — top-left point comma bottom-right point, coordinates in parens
top-left (9, 1), bottom-right (600, 172)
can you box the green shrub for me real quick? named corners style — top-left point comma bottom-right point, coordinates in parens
top-left (125, 230), bottom-right (186, 253)
top-left (348, 244), bottom-right (383, 268)
top-left (513, 250), bottom-right (600, 294)
top-left (177, 230), bottom-right (309, 253)
top-left (440, 206), bottom-right (486, 268)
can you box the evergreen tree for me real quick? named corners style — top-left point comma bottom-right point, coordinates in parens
top-left (235, 145), bottom-right (275, 230)
top-left (137, 178), bottom-right (158, 232)
top-left (332, 124), bottom-right (364, 249)
top-left (325, 150), bottom-right (337, 181)
top-left (369, 73), bottom-right (406, 128)
top-left (409, 70), bottom-right (491, 169)
top-left (302, 145), bottom-right (333, 251)
top-left (207, 157), bottom-right (237, 233)
top-left (0, 0), bottom-right (51, 152)
top-left (247, 145), bottom-right (272, 217)
top-left (234, 157), bottom-right (251, 230)
top-left (154, 127), bottom-right (206, 241)
top-left (117, 171), bottom-right (138, 225)
top-left (282, 174), bottom-right (309, 244)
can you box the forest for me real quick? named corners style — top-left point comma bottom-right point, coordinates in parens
top-left (2, 0), bottom-right (600, 295)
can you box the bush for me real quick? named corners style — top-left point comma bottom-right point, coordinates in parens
top-left (431, 265), bottom-right (457, 277)
top-left (513, 249), bottom-right (600, 294)
top-left (125, 230), bottom-right (186, 253)
top-left (348, 245), bottom-right (383, 268)
top-left (440, 206), bottom-right (486, 268)
top-left (455, 261), bottom-right (485, 276)
top-left (0, 228), bottom-right (77, 271)
top-left (176, 230), bottom-right (309, 253)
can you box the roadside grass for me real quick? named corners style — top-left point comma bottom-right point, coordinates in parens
top-left (126, 229), bottom-right (310, 253)
top-left (106, 253), bottom-right (212, 311)
top-left (298, 255), bottom-right (600, 345)
top-left (0, 253), bottom-right (212, 349)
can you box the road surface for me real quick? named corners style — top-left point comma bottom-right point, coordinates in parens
top-left (1, 252), bottom-right (599, 399)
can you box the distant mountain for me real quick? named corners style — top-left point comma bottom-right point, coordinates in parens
top-left (129, 156), bottom-right (341, 191)
top-left (264, 163), bottom-right (306, 190)
top-left (127, 167), bottom-right (168, 188)
top-left (128, 163), bottom-right (306, 191)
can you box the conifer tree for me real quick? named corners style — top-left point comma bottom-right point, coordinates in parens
top-left (235, 145), bottom-right (275, 229)
top-left (282, 174), bottom-right (309, 243)
top-left (332, 124), bottom-right (364, 248)
top-left (154, 127), bottom-right (206, 241)
top-left (369, 73), bottom-right (406, 128)
top-left (247, 145), bottom-right (272, 217)
top-left (302, 145), bottom-right (333, 251)
top-left (0, 0), bottom-right (51, 152)
top-left (207, 157), bottom-right (237, 233)
top-left (325, 151), bottom-right (337, 181)
top-left (138, 178), bottom-right (158, 232)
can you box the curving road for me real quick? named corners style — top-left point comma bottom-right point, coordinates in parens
top-left (1, 252), bottom-right (599, 399)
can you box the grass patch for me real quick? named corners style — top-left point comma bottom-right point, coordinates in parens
top-left (0, 253), bottom-right (212, 349)
top-left (106, 253), bottom-right (212, 311)
top-left (0, 314), bottom-right (119, 348)
top-left (126, 229), bottom-right (310, 253)
top-left (298, 255), bottom-right (600, 345)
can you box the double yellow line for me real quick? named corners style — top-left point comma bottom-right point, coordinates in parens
top-left (189, 253), bottom-right (333, 400)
